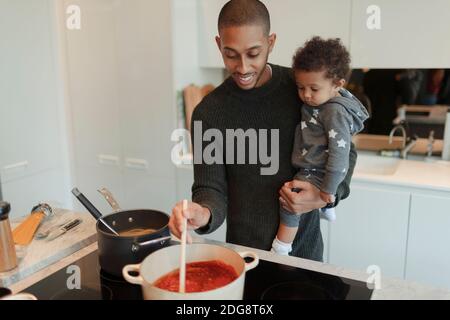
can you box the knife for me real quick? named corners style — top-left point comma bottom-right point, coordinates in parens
top-left (46, 219), bottom-right (82, 241)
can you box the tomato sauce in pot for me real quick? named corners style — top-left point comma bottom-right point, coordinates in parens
top-left (154, 260), bottom-right (239, 293)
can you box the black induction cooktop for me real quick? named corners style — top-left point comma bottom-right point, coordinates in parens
top-left (23, 249), bottom-right (373, 300)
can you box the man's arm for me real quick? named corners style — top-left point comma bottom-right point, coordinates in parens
top-left (169, 102), bottom-right (228, 240)
top-left (190, 109), bottom-right (228, 235)
top-left (279, 142), bottom-right (356, 214)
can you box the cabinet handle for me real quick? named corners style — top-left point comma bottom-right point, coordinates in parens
top-left (3, 161), bottom-right (29, 171)
top-left (125, 158), bottom-right (148, 171)
top-left (97, 154), bottom-right (120, 166)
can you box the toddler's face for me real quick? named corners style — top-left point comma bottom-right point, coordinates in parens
top-left (294, 70), bottom-right (344, 106)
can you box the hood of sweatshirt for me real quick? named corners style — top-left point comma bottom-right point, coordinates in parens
top-left (330, 88), bottom-right (370, 134)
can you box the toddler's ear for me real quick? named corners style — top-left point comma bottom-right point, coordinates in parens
top-left (334, 79), bottom-right (346, 90)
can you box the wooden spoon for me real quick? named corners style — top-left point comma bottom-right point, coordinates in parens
top-left (179, 199), bottom-right (188, 293)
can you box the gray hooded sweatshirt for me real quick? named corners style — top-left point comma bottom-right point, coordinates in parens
top-left (291, 88), bottom-right (369, 194)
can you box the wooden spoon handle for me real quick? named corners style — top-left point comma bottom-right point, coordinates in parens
top-left (12, 212), bottom-right (46, 245)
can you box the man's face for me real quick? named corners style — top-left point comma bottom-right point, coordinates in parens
top-left (216, 25), bottom-right (276, 90)
top-left (294, 70), bottom-right (343, 106)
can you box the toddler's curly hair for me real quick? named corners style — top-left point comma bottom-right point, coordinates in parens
top-left (292, 36), bottom-right (351, 82)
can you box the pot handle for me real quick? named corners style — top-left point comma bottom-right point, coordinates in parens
top-left (97, 187), bottom-right (122, 212)
top-left (122, 264), bottom-right (144, 285)
top-left (238, 251), bottom-right (259, 271)
top-left (131, 236), bottom-right (172, 252)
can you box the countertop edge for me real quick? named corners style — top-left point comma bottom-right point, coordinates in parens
top-left (10, 237), bottom-right (450, 300)
top-left (9, 242), bottom-right (98, 294)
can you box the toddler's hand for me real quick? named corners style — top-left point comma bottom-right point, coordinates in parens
top-left (320, 191), bottom-right (335, 204)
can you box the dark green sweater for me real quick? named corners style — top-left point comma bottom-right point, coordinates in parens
top-left (191, 64), bottom-right (356, 261)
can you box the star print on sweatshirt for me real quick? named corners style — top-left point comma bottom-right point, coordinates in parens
top-left (291, 88), bottom-right (369, 194)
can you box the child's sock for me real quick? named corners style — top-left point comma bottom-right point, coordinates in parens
top-left (271, 237), bottom-right (292, 255)
top-left (320, 207), bottom-right (336, 221)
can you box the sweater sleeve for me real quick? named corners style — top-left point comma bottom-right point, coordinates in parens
top-left (320, 104), bottom-right (353, 194)
top-left (190, 106), bottom-right (228, 235)
top-left (333, 142), bottom-right (356, 207)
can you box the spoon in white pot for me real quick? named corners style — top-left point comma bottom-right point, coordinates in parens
top-left (179, 199), bottom-right (188, 293)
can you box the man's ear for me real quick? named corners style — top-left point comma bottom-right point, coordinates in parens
top-left (268, 33), bottom-right (277, 53)
top-left (215, 36), bottom-right (222, 51)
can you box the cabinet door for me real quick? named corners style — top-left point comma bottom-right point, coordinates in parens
top-left (351, 0), bottom-right (450, 68)
top-left (122, 172), bottom-right (176, 214)
top-left (405, 194), bottom-right (450, 289)
top-left (114, 0), bottom-right (176, 180)
top-left (0, 0), bottom-right (62, 182)
top-left (197, 0), bottom-right (351, 68)
top-left (197, 0), bottom-right (228, 68)
top-left (63, 0), bottom-right (122, 169)
top-left (265, 0), bottom-right (351, 66)
top-left (329, 185), bottom-right (410, 278)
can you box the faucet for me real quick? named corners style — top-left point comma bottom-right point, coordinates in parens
top-left (401, 135), bottom-right (418, 159)
top-left (389, 125), bottom-right (407, 149)
top-left (388, 124), bottom-right (417, 159)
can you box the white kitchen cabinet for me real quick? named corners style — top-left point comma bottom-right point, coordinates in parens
top-left (329, 184), bottom-right (410, 278)
top-left (197, 0), bottom-right (228, 68)
top-left (197, 0), bottom-right (351, 68)
top-left (405, 194), bottom-right (450, 290)
top-left (350, 0), bottom-right (450, 68)
top-left (0, 0), bottom-right (67, 215)
top-left (265, 0), bottom-right (351, 67)
top-left (199, 0), bottom-right (450, 69)
top-left (0, 0), bottom-right (62, 181)
top-left (114, 0), bottom-right (176, 180)
top-left (62, 0), bottom-right (177, 212)
top-left (63, 0), bottom-right (123, 169)
top-left (122, 172), bottom-right (176, 214)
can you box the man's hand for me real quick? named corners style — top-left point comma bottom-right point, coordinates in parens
top-left (169, 201), bottom-right (211, 243)
top-left (279, 180), bottom-right (327, 214)
top-left (320, 191), bottom-right (336, 204)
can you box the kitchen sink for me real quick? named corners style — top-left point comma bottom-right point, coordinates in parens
top-left (355, 153), bottom-right (401, 175)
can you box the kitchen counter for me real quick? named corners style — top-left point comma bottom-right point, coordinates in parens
top-left (176, 146), bottom-right (450, 192)
top-left (0, 209), bottom-right (97, 288)
top-left (354, 151), bottom-right (450, 192)
top-left (8, 235), bottom-right (450, 300)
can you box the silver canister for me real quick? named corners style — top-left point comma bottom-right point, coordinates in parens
top-left (0, 202), bottom-right (18, 272)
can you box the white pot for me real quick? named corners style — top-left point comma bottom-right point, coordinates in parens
top-left (123, 243), bottom-right (258, 300)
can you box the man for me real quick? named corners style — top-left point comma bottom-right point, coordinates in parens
top-left (169, 0), bottom-right (356, 261)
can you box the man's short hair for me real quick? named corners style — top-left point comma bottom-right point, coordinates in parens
top-left (218, 0), bottom-right (271, 36)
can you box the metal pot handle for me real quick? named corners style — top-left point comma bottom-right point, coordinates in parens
top-left (122, 264), bottom-right (144, 285)
top-left (131, 236), bottom-right (172, 253)
top-left (238, 251), bottom-right (259, 271)
top-left (97, 188), bottom-right (122, 212)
